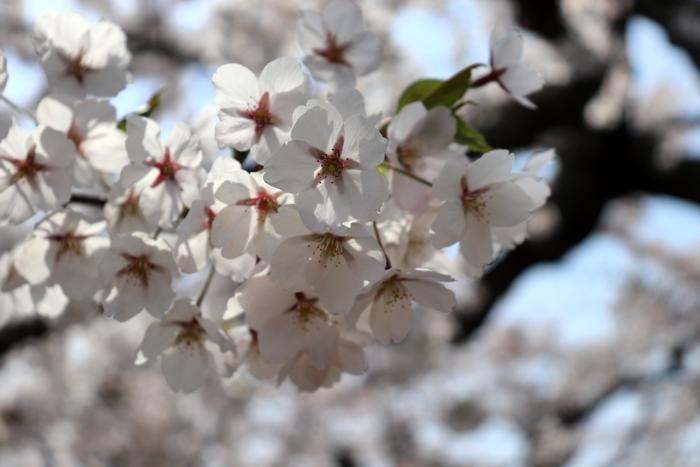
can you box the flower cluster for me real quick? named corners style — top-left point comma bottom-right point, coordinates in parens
top-left (0, 1), bottom-right (551, 393)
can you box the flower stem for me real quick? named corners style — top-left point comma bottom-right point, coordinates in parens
top-left (196, 266), bottom-right (216, 307)
top-left (372, 220), bottom-right (392, 270)
top-left (382, 162), bottom-right (433, 188)
top-left (471, 68), bottom-right (506, 88)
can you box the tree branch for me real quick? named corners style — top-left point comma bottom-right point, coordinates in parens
top-left (0, 316), bottom-right (49, 357)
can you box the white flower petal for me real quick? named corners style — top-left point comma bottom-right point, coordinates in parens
top-left (491, 26), bottom-right (523, 69)
top-left (460, 214), bottom-right (494, 268)
top-left (212, 63), bottom-right (260, 111)
top-left (259, 57), bottom-right (307, 95)
top-left (139, 322), bottom-right (178, 360)
top-left (239, 275), bottom-right (297, 330)
top-left (465, 149), bottom-right (513, 191)
top-left (161, 344), bottom-right (210, 394)
top-left (126, 116), bottom-right (163, 163)
top-left (482, 181), bottom-right (534, 226)
top-left (403, 278), bottom-right (456, 313)
top-left (257, 313), bottom-right (304, 363)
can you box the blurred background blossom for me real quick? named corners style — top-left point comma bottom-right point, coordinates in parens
top-left (2, 0), bottom-right (700, 466)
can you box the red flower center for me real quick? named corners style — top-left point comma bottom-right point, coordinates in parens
top-left (239, 92), bottom-right (275, 141)
top-left (146, 147), bottom-right (182, 188)
top-left (48, 232), bottom-right (86, 261)
top-left (2, 146), bottom-right (46, 184)
top-left (236, 190), bottom-right (281, 224)
top-left (310, 134), bottom-right (358, 183)
top-left (116, 189), bottom-right (142, 225)
top-left (67, 124), bottom-right (85, 157)
top-left (64, 52), bottom-right (91, 83)
top-left (174, 317), bottom-right (206, 347)
top-left (290, 292), bottom-right (328, 327)
top-left (117, 254), bottom-right (159, 287)
top-left (203, 207), bottom-right (217, 230)
top-left (313, 34), bottom-right (350, 66)
top-left (460, 177), bottom-right (488, 218)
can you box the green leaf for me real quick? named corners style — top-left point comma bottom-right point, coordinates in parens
top-left (455, 117), bottom-right (491, 154)
top-left (423, 64), bottom-right (481, 109)
top-left (396, 79), bottom-right (443, 111)
top-left (140, 89), bottom-right (164, 118)
top-left (395, 64), bottom-right (485, 113)
top-left (116, 88), bottom-right (166, 132)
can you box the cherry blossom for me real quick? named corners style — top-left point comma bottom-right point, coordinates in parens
top-left (349, 269), bottom-right (457, 344)
top-left (175, 180), bottom-right (258, 279)
top-left (480, 26), bottom-right (544, 109)
top-left (431, 149), bottom-right (539, 269)
top-left (212, 57), bottom-right (308, 164)
top-left (137, 299), bottom-right (235, 393)
top-left (297, 0), bottom-right (382, 86)
top-left (99, 233), bottom-right (177, 321)
top-left (270, 221), bottom-right (385, 314)
top-left (174, 187), bottom-right (220, 273)
top-left (210, 169), bottom-right (303, 262)
top-left (120, 116), bottom-right (205, 229)
top-left (264, 100), bottom-right (388, 228)
top-left (174, 157), bottom-right (242, 273)
top-left (32, 12), bottom-right (131, 97)
top-left (387, 102), bottom-right (460, 213)
top-left (277, 330), bottom-right (369, 391)
top-left (492, 149), bottom-right (554, 250)
top-left (103, 185), bottom-right (153, 234)
top-left (14, 210), bottom-right (109, 300)
top-left (238, 276), bottom-right (342, 372)
top-left (223, 286), bottom-right (281, 380)
top-left (37, 94), bottom-right (128, 187)
top-left (378, 203), bottom-right (456, 275)
top-left (175, 158), bottom-right (260, 279)
top-left (0, 121), bottom-right (75, 225)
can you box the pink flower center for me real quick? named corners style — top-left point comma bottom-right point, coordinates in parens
top-left (460, 177), bottom-right (488, 218)
top-left (67, 124), bottom-right (85, 157)
top-left (117, 254), bottom-right (159, 288)
top-left (4, 264), bottom-right (19, 286)
top-left (203, 207), bottom-right (217, 230)
top-left (174, 317), bottom-right (206, 347)
top-left (2, 146), bottom-right (46, 184)
top-left (235, 190), bottom-right (281, 224)
top-left (313, 34), bottom-right (350, 66)
top-left (63, 52), bottom-right (91, 83)
top-left (48, 232), bottom-right (86, 261)
top-left (116, 189), bottom-right (143, 225)
top-left (310, 134), bottom-right (358, 183)
top-left (239, 92), bottom-right (275, 140)
top-left (396, 143), bottom-right (421, 169)
top-left (146, 147), bottom-right (182, 188)
top-left (290, 292), bottom-right (328, 327)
